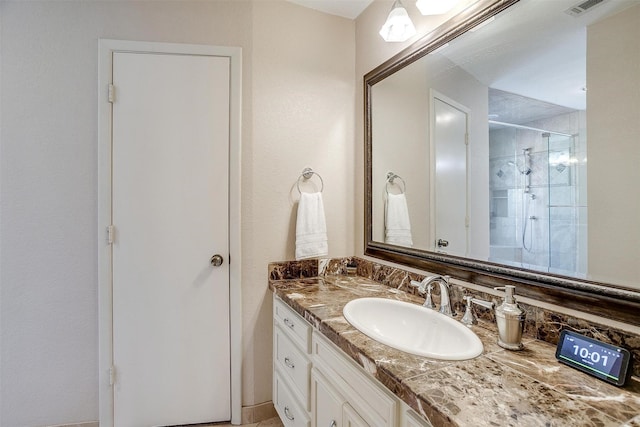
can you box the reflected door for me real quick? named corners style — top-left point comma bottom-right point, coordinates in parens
top-left (432, 94), bottom-right (469, 256)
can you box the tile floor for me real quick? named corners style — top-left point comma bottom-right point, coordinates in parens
top-left (203, 416), bottom-right (284, 427)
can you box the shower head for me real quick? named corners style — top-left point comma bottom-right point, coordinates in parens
top-left (507, 160), bottom-right (532, 175)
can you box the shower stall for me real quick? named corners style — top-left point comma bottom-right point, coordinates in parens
top-left (489, 121), bottom-right (587, 277)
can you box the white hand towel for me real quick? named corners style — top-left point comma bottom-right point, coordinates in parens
top-left (385, 193), bottom-right (413, 247)
top-left (296, 192), bottom-right (329, 260)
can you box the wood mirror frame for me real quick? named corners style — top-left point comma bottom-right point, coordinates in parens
top-left (364, 0), bottom-right (640, 326)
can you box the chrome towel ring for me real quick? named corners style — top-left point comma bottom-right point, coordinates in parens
top-left (385, 172), bottom-right (406, 194)
top-left (297, 167), bottom-right (324, 193)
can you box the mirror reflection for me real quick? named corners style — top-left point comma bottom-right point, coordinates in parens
top-left (370, 0), bottom-right (639, 289)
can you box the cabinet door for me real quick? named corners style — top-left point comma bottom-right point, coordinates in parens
top-left (312, 369), bottom-right (344, 427)
top-left (403, 409), bottom-right (433, 427)
top-left (343, 403), bottom-right (369, 427)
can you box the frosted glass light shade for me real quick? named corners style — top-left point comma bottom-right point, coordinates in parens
top-left (415, 0), bottom-right (459, 15)
top-left (379, 0), bottom-right (416, 42)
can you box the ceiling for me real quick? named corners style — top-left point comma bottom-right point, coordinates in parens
top-left (439, 0), bottom-right (638, 111)
top-left (286, 0), bottom-right (374, 19)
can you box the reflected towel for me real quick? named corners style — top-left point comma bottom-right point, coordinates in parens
top-left (295, 192), bottom-right (329, 260)
top-left (385, 193), bottom-right (413, 247)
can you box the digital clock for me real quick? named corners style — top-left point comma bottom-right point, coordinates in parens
top-left (555, 330), bottom-right (632, 386)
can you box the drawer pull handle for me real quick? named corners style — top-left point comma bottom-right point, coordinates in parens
top-left (283, 318), bottom-right (295, 329)
top-left (284, 357), bottom-right (295, 369)
top-left (284, 406), bottom-right (295, 421)
top-left (330, 421), bottom-right (337, 427)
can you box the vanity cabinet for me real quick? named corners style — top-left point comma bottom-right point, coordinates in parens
top-left (273, 296), bottom-right (432, 427)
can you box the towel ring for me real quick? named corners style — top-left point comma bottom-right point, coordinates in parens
top-left (385, 172), bottom-right (406, 195)
top-left (297, 167), bottom-right (324, 193)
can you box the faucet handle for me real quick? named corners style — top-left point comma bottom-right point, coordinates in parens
top-left (410, 279), bottom-right (429, 294)
top-left (461, 296), bottom-right (477, 326)
top-left (461, 296), bottom-right (495, 326)
top-left (410, 279), bottom-right (423, 291)
top-left (410, 280), bottom-right (435, 309)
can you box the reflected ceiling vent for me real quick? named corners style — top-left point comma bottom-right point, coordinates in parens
top-left (565, 0), bottom-right (609, 16)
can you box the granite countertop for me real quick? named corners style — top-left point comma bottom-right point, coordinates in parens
top-left (269, 274), bottom-right (640, 427)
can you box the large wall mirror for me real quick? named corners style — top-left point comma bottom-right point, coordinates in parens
top-left (365, 0), bottom-right (640, 324)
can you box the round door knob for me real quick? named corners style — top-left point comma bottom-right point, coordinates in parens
top-left (210, 254), bottom-right (224, 266)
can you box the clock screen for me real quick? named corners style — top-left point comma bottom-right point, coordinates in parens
top-left (556, 330), bottom-right (631, 386)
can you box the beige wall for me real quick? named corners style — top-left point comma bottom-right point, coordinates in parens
top-left (371, 61), bottom-right (431, 248)
top-left (248, 0), bottom-right (355, 406)
top-left (587, 4), bottom-right (640, 287)
top-left (0, 1), bottom-right (354, 425)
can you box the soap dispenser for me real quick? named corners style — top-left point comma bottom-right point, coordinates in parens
top-left (494, 285), bottom-right (525, 350)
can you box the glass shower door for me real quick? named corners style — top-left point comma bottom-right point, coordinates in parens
top-left (546, 133), bottom-right (587, 276)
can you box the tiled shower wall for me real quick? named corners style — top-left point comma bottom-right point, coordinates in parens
top-left (269, 256), bottom-right (640, 378)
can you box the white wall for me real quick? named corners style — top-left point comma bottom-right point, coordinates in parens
top-left (0, 1), bottom-right (354, 425)
top-left (587, 4), bottom-right (640, 288)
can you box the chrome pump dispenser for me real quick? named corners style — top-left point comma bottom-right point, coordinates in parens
top-left (494, 285), bottom-right (525, 350)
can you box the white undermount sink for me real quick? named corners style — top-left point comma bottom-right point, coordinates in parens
top-left (343, 297), bottom-right (483, 360)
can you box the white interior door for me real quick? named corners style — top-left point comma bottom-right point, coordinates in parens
top-left (111, 51), bottom-right (231, 427)
top-left (432, 94), bottom-right (469, 256)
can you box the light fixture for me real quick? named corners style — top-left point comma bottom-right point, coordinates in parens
top-left (379, 0), bottom-right (416, 42)
top-left (415, 0), bottom-right (459, 15)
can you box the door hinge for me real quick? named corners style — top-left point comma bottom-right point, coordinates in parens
top-left (465, 216), bottom-right (470, 228)
top-left (108, 84), bottom-right (115, 103)
top-left (109, 365), bottom-right (116, 386)
top-left (107, 225), bottom-right (115, 244)
top-left (465, 133), bottom-right (469, 145)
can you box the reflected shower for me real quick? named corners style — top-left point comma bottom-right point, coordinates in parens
top-left (488, 109), bottom-right (585, 276)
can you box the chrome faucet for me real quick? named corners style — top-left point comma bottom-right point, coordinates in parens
top-left (410, 275), bottom-right (455, 317)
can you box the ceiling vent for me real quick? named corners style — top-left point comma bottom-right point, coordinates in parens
top-left (565, 0), bottom-right (609, 16)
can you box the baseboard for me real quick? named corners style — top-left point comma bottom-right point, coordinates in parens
top-left (45, 404), bottom-right (275, 427)
top-left (46, 423), bottom-right (98, 427)
top-left (241, 401), bottom-right (278, 424)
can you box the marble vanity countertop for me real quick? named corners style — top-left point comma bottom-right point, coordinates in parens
top-left (269, 275), bottom-right (640, 427)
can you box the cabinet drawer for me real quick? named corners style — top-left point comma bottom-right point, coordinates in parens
top-left (274, 370), bottom-right (311, 427)
top-left (313, 332), bottom-right (397, 427)
top-left (274, 297), bottom-right (312, 353)
top-left (275, 325), bottom-right (311, 410)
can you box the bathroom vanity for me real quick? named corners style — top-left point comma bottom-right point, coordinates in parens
top-left (273, 291), bottom-right (431, 427)
top-left (269, 266), bottom-right (640, 426)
